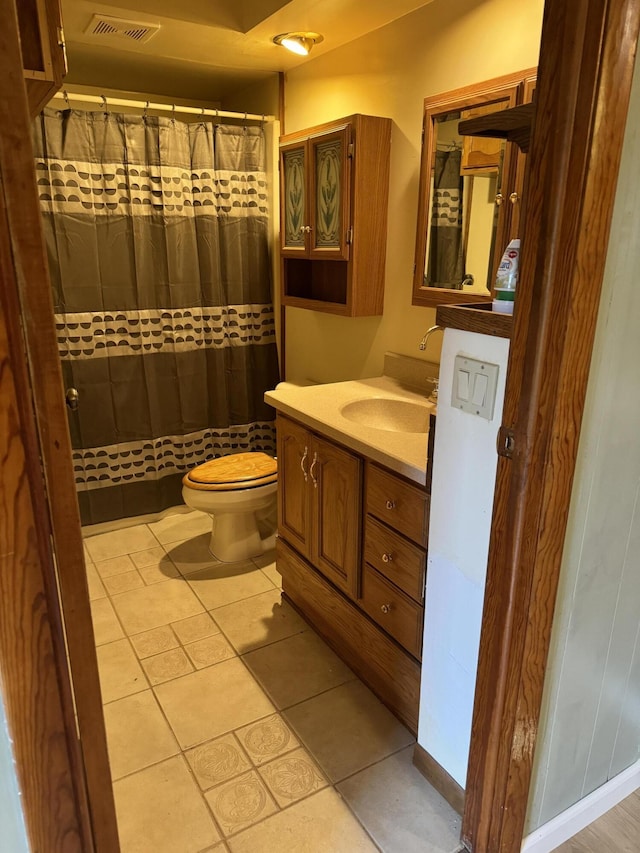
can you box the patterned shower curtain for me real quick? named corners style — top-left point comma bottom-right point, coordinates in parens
top-left (33, 109), bottom-right (280, 525)
top-left (426, 147), bottom-right (464, 289)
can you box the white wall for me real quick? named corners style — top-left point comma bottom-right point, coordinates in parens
top-left (283, 0), bottom-right (543, 383)
top-left (525, 46), bottom-right (640, 833)
top-left (0, 693), bottom-right (29, 852)
top-left (418, 327), bottom-right (509, 785)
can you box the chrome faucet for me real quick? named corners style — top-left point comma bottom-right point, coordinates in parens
top-left (418, 324), bottom-right (443, 351)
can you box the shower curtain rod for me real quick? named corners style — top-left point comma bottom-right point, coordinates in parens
top-left (50, 90), bottom-right (276, 123)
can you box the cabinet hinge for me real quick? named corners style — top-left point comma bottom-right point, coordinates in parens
top-left (57, 26), bottom-right (68, 73)
top-left (348, 142), bottom-right (355, 158)
top-left (497, 426), bottom-right (516, 459)
top-left (346, 226), bottom-right (354, 245)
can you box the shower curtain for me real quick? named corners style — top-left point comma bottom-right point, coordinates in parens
top-left (33, 109), bottom-right (280, 525)
top-left (426, 147), bottom-right (464, 289)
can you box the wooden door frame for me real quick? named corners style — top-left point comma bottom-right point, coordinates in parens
top-left (462, 0), bottom-right (640, 850)
top-left (0, 0), bottom-right (119, 849)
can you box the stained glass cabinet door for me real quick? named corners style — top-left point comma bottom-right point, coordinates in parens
top-left (309, 126), bottom-right (350, 261)
top-left (280, 140), bottom-right (308, 256)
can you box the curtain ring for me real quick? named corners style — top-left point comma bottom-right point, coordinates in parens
top-left (101, 94), bottom-right (108, 118)
top-left (63, 89), bottom-right (70, 108)
top-left (171, 103), bottom-right (176, 122)
top-left (143, 100), bottom-right (150, 119)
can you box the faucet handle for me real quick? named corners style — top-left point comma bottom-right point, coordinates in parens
top-left (426, 376), bottom-right (439, 403)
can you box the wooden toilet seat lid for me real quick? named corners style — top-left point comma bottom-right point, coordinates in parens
top-left (184, 452), bottom-right (277, 491)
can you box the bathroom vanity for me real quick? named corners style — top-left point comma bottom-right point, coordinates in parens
top-left (265, 375), bottom-right (435, 733)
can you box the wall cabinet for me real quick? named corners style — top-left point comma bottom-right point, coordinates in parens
top-left (17, 0), bottom-right (66, 117)
top-left (279, 114), bottom-right (391, 317)
top-left (276, 413), bottom-right (431, 733)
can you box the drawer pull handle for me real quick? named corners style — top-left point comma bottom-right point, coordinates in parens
top-left (381, 603), bottom-right (393, 614)
top-left (310, 452), bottom-right (318, 488)
top-left (381, 552), bottom-right (393, 563)
top-left (300, 446), bottom-right (308, 482)
top-left (385, 499), bottom-right (396, 510)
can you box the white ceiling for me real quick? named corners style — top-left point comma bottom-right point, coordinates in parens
top-left (62, 0), bottom-right (435, 102)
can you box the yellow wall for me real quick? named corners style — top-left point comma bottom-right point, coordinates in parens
top-left (282, 0), bottom-right (544, 383)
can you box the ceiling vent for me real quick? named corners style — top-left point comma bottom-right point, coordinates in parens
top-left (85, 14), bottom-right (161, 44)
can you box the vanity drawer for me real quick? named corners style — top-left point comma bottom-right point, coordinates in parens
top-left (364, 516), bottom-right (425, 602)
top-left (366, 464), bottom-right (429, 546)
top-left (360, 565), bottom-right (424, 659)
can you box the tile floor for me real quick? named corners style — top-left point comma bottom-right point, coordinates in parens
top-left (85, 510), bottom-right (462, 853)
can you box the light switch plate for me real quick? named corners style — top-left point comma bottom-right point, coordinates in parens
top-left (452, 355), bottom-right (499, 420)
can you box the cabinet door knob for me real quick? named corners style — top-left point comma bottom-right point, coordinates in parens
top-left (381, 552), bottom-right (393, 563)
top-left (300, 446), bottom-right (308, 482)
top-left (381, 603), bottom-right (393, 614)
top-left (509, 192), bottom-right (520, 204)
top-left (495, 192), bottom-right (504, 206)
top-left (385, 499), bottom-right (396, 510)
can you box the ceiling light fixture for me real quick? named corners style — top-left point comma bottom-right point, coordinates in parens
top-left (273, 32), bottom-right (324, 56)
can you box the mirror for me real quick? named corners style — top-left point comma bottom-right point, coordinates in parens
top-left (412, 80), bottom-right (520, 308)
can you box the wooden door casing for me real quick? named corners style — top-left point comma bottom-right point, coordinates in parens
top-left (461, 1), bottom-right (640, 851)
top-left (0, 0), bottom-right (119, 849)
top-left (312, 435), bottom-right (362, 597)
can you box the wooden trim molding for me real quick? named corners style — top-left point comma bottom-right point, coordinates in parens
top-left (435, 304), bottom-right (512, 339)
top-left (0, 0), bottom-right (119, 849)
top-left (462, 1), bottom-right (640, 851)
top-left (413, 744), bottom-right (465, 817)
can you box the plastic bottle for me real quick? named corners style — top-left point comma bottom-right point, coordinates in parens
top-left (492, 238), bottom-right (520, 314)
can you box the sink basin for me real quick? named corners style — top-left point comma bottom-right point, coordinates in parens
top-left (340, 397), bottom-right (431, 433)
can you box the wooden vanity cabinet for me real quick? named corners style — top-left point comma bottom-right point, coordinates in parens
top-left (276, 416), bottom-right (361, 598)
top-left (17, 0), bottom-right (66, 117)
top-left (360, 463), bottom-right (428, 660)
top-left (279, 114), bottom-right (391, 316)
top-left (276, 413), bottom-right (431, 733)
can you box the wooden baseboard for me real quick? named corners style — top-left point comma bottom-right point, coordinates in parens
top-left (413, 743), bottom-right (465, 816)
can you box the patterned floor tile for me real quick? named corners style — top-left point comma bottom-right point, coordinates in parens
top-left (130, 625), bottom-right (179, 659)
top-left (205, 770), bottom-right (277, 837)
top-left (258, 747), bottom-right (327, 807)
top-left (234, 714), bottom-right (299, 766)
top-left (185, 733), bottom-right (252, 790)
top-left (141, 647), bottom-right (194, 685)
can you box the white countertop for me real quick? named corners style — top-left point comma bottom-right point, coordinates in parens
top-left (265, 376), bottom-right (434, 486)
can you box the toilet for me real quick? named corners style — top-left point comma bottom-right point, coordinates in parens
top-left (182, 451), bottom-right (278, 563)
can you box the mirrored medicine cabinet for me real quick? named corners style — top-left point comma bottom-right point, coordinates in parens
top-left (412, 69), bottom-right (536, 308)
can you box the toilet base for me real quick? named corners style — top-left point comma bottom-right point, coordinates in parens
top-left (208, 510), bottom-right (275, 563)
top-left (182, 480), bottom-right (277, 564)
